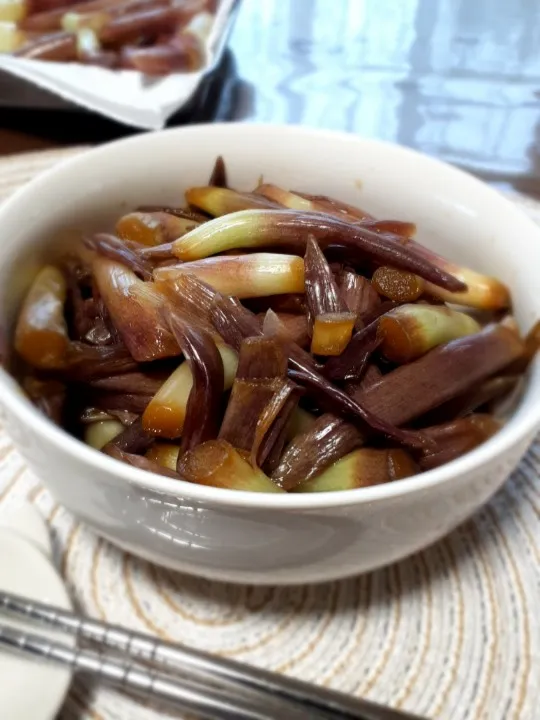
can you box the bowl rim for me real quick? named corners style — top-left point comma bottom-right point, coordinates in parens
top-left (1, 121), bottom-right (540, 510)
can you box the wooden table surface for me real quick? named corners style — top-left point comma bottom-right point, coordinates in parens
top-left (1, 0), bottom-right (540, 197)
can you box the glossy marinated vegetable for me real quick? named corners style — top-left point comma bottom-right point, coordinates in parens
top-left (9, 156), bottom-right (536, 494)
top-left (3, 0), bottom-right (216, 75)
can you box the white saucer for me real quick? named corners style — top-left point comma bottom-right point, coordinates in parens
top-left (0, 526), bottom-right (73, 720)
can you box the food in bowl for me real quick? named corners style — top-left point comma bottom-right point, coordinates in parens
top-left (8, 155), bottom-right (539, 494)
top-left (0, 0), bottom-right (216, 75)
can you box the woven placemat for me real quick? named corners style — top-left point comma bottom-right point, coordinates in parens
top-left (0, 147), bottom-right (539, 720)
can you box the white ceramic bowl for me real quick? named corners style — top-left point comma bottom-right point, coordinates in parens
top-left (0, 124), bottom-right (539, 585)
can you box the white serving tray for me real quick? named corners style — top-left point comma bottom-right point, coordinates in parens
top-left (0, 0), bottom-right (239, 129)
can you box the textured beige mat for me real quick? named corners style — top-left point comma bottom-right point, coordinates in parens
top-left (0, 147), bottom-right (539, 720)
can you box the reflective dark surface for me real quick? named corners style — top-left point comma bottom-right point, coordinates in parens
top-left (227, 0), bottom-right (540, 195)
top-left (1, 0), bottom-right (540, 194)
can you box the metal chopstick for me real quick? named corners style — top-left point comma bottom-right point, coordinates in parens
top-left (0, 590), bottom-right (427, 720)
top-left (0, 622), bottom-right (283, 720)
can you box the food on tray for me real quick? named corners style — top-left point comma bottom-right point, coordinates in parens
top-left (0, 0), bottom-right (216, 74)
top-left (8, 155), bottom-right (538, 493)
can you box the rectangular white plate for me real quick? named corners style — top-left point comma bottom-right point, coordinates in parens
top-left (0, 0), bottom-right (240, 129)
